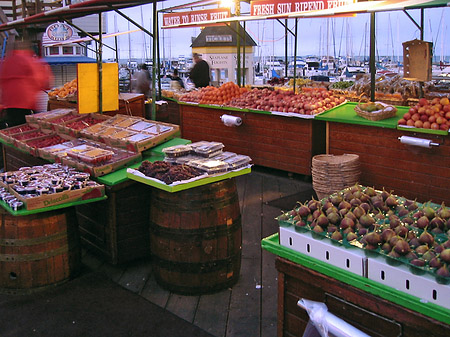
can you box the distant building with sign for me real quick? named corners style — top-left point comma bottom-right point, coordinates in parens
top-left (191, 23), bottom-right (256, 86)
top-left (42, 22), bottom-right (96, 87)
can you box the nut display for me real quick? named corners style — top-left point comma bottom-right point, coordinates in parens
top-left (137, 160), bottom-right (203, 184)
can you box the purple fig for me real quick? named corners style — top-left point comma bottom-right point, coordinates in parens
top-left (312, 225), bottom-right (324, 233)
top-left (434, 244), bottom-right (445, 254)
top-left (345, 211), bottom-right (357, 222)
top-left (422, 250), bottom-right (436, 262)
top-left (365, 186), bottom-right (377, 197)
top-left (423, 204), bottom-right (436, 219)
top-left (326, 206), bottom-right (338, 216)
top-left (407, 200), bottom-right (418, 211)
top-left (327, 225), bottom-right (338, 233)
top-left (388, 250), bottom-right (400, 259)
top-left (436, 265), bottom-right (450, 278)
top-left (297, 203), bottom-right (311, 217)
top-left (358, 227), bottom-right (368, 236)
top-left (346, 232), bottom-right (358, 242)
top-left (322, 201), bottom-right (334, 212)
top-left (429, 217), bottom-right (445, 230)
top-left (350, 198), bottom-right (362, 207)
top-left (308, 199), bottom-right (321, 212)
top-left (343, 192), bottom-right (353, 202)
top-left (405, 251), bottom-right (418, 260)
top-left (306, 214), bottom-right (314, 223)
top-left (444, 240), bottom-right (450, 249)
top-left (372, 199), bottom-right (385, 210)
top-left (394, 239), bottom-right (411, 255)
top-left (365, 244), bottom-right (378, 250)
top-left (396, 206), bottom-right (409, 217)
top-left (340, 217), bottom-right (355, 230)
top-left (381, 242), bottom-right (391, 252)
top-left (389, 235), bottom-right (401, 247)
top-left (329, 194), bottom-right (343, 207)
top-left (429, 257), bottom-right (442, 269)
top-left (293, 215), bottom-right (301, 222)
top-left (431, 227), bottom-right (444, 235)
top-left (288, 209), bottom-right (297, 217)
top-left (419, 230), bottom-right (434, 246)
top-left (410, 258), bottom-right (426, 267)
top-left (359, 214), bottom-right (375, 228)
top-left (403, 217), bottom-right (414, 225)
top-left (327, 211), bottom-right (340, 225)
top-left (386, 195), bottom-right (398, 208)
top-left (438, 202), bottom-right (450, 220)
top-left (394, 225), bottom-right (409, 237)
top-left (416, 216), bottom-right (429, 229)
top-left (339, 208), bottom-right (349, 217)
top-left (415, 244), bottom-right (429, 255)
top-left (381, 188), bottom-right (390, 201)
top-left (413, 210), bottom-right (424, 219)
top-left (389, 215), bottom-right (401, 229)
top-left (295, 219), bottom-right (307, 228)
top-left (343, 227), bottom-right (354, 234)
top-left (408, 238), bottom-right (420, 248)
top-left (312, 209), bottom-right (322, 219)
top-left (364, 232), bottom-right (381, 246)
top-left (331, 231), bottom-right (343, 241)
top-left (317, 213), bottom-right (329, 228)
top-left (360, 202), bottom-right (371, 213)
top-left (380, 228), bottom-right (395, 243)
top-left (440, 249), bottom-right (450, 263)
top-left (353, 206), bottom-right (365, 219)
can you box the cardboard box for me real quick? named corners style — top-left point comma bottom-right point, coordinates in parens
top-left (0, 123), bottom-right (40, 145)
top-left (25, 108), bottom-right (75, 124)
top-left (16, 133), bottom-right (74, 157)
top-left (51, 113), bottom-right (111, 138)
top-left (60, 150), bottom-right (142, 177)
top-left (403, 39), bottom-right (433, 82)
top-left (367, 256), bottom-right (450, 310)
top-left (9, 183), bottom-right (105, 210)
top-left (279, 226), bottom-right (367, 277)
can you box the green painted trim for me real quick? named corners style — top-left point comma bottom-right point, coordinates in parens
top-left (127, 167), bottom-right (251, 193)
top-left (397, 125), bottom-right (448, 136)
top-left (0, 196), bottom-right (107, 216)
top-left (261, 233), bottom-right (450, 325)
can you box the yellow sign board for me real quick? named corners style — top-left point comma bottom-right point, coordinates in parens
top-left (77, 63), bottom-right (119, 114)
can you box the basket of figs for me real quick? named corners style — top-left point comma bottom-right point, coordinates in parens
top-left (354, 95), bottom-right (397, 121)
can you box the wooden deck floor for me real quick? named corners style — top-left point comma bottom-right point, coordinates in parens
top-left (81, 167), bottom-right (314, 337)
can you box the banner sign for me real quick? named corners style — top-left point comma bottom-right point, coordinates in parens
top-left (250, 0), bottom-right (355, 16)
top-left (162, 8), bottom-right (231, 28)
top-left (46, 22), bottom-right (74, 41)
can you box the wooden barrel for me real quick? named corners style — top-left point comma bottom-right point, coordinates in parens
top-left (0, 208), bottom-right (80, 294)
top-left (150, 178), bottom-right (242, 295)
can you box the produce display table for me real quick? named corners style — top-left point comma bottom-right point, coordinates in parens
top-left (0, 135), bottom-right (192, 265)
top-left (47, 93), bottom-right (145, 118)
top-left (262, 234), bottom-right (450, 337)
top-left (316, 102), bottom-right (450, 205)
top-left (179, 102), bottom-right (325, 175)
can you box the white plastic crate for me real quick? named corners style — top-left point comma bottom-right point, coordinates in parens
top-left (367, 256), bottom-right (450, 310)
top-left (279, 226), bottom-right (367, 277)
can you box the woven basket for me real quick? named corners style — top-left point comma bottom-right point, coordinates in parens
top-left (311, 154), bottom-right (361, 200)
top-left (354, 95), bottom-right (397, 121)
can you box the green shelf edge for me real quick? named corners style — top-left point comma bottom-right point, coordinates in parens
top-left (397, 125), bottom-right (448, 136)
top-left (127, 167), bottom-right (251, 193)
top-left (261, 233), bottom-right (450, 325)
top-left (0, 195), bottom-right (108, 216)
top-left (146, 137), bottom-right (192, 157)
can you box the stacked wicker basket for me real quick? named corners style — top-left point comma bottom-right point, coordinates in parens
top-left (312, 154), bottom-right (361, 200)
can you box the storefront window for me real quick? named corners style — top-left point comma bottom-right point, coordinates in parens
top-left (63, 46), bottom-right (73, 55)
top-left (49, 46), bottom-right (59, 55)
top-left (75, 46), bottom-right (82, 55)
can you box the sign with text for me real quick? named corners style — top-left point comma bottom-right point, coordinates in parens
top-left (162, 8), bottom-right (231, 28)
top-left (250, 0), bottom-right (355, 16)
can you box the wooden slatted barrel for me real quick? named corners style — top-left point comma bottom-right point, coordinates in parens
top-left (0, 208), bottom-right (80, 294)
top-left (150, 178), bottom-right (242, 295)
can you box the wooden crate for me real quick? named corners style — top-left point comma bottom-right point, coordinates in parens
top-left (276, 257), bottom-right (450, 337)
top-left (76, 179), bottom-right (152, 265)
top-left (180, 104), bottom-right (325, 176)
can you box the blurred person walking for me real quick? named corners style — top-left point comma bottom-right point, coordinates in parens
top-left (189, 53), bottom-right (210, 88)
top-left (0, 39), bottom-right (53, 127)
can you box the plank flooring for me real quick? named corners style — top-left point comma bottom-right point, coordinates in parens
top-left (81, 167), bottom-right (314, 337)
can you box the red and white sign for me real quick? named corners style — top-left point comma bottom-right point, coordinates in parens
top-left (250, 0), bottom-right (355, 16)
top-left (162, 8), bottom-right (231, 28)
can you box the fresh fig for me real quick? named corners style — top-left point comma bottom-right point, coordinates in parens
top-left (422, 250), bottom-right (436, 262)
top-left (340, 217), bottom-right (355, 230)
top-left (380, 228), bottom-right (396, 243)
top-left (295, 219), bottom-right (307, 228)
top-left (343, 227), bottom-right (354, 235)
top-left (389, 215), bottom-right (401, 229)
top-left (297, 203), bottom-right (311, 217)
top-left (346, 232), bottom-right (358, 242)
top-left (359, 202), bottom-right (371, 213)
top-left (345, 211), bottom-right (357, 222)
top-left (410, 258), bottom-right (426, 267)
top-left (388, 250), bottom-right (400, 259)
top-left (322, 201), bottom-right (334, 212)
top-left (380, 187), bottom-right (390, 201)
top-left (353, 206), bottom-right (365, 219)
top-left (326, 206), bottom-right (338, 216)
top-left (415, 244), bottom-right (429, 255)
top-left (408, 238), bottom-right (420, 248)
top-left (365, 186), bottom-right (377, 197)
top-left (423, 204), bottom-right (436, 219)
top-left (429, 216), bottom-right (445, 230)
top-left (327, 225), bottom-right (338, 233)
top-left (339, 208), bottom-right (349, 217)
top-left (359, 214), bottom-right (375, 228)
top-left (327, 211), bottom-right (340, 225)
top-left (381, 242), bottom-right (391, 252)
top-left (394, 225), bottom-right (409, 237)
top-left (434, 244), bottom-right (445, 254)
top-left (371, 199), bottom-right (385, 210)
top-left (413, 210), bottom-right (424, 219)
top-left (416, 216), bottom-right (429, 229)
top-left (350, 198), bottom-right (362, 207)
top-left (364, 232), bottom-right (381, 246)
top-left (312, 225), bottom-right (324, 233)
top-left (317, 213), bottom-right (329, 228)
top-left (419, 230), bottom-right (434, 246)
top-left (440, 249), bottom-right (450, 263)
top-left (312, 209), bottom-right (322, 219)
top-left (431, 227), bottom-right (444, 235)
top-left (308, 199), bottom-right (321, 212)
top-left (329, 194), bottom-right (343, 207)
top-left (394, 239), bottom-right (411, 255)
top-left (438, 202), bottom-right (450, 220)
top-left (331, 231), bottom-right (343, 241)
top-left (436, 265), bottom-right (450, 278)
top-left (405, 251), bottom-right (418, 260)
top-left (385, 195), bottom-right (398, 208)
top-left (429, 257), bottom-right (442, 269)
top-left (396, 206), bottom-right (409, 217)
top-left (358, 227), bottom-right (368, 236)
top-left (306, 214), bottom-right (314, 223)
top-left (407, 199), bottom-right (418, 211)
top-left (402, 216), bottom-right (413, 225)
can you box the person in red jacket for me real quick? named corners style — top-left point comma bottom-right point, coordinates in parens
top-left (0, 39), bottom-right (53, 127)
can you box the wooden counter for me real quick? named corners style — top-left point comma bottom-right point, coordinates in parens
top-left (276, 256), bottom-right (450, 337)
top-left (179, 104), bottom-right (325, 175)
top-left (316, 102), bottom-right (450, 205)
top-left (48, 93), bottom-right (145, 118)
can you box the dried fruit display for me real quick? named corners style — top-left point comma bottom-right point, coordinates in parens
top-left (13, 131), bottom-right (47, 141)
top-left (398, 97), bottom-right (450, 131)
top-left (137, 160), bottom-right (203, 184)
top-left (278, 184), bottom-right (450, 284)
top-left (50, 114), bottom-right (80, 125)
top-left (26, 135), bottom-right (66, 148)
top-left (65, 117), bottom-right (104, 131)
top-left (1, 124), bottom-right (36, 135)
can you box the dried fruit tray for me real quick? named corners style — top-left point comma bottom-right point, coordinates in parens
top-left (0, 123), bottom-right (38, 145)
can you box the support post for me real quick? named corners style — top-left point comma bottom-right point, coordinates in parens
top-left (151, 1), bottom-right (157, 120)
top-left (98, 13), bottom-right (103, 113)
top-left (369, 12), bottom-right (376, 102)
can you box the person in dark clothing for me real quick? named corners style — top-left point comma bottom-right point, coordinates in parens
top-left (189, 53), bottom-right (210, 88)
top-left (169, 69), bottom-right (185, 89)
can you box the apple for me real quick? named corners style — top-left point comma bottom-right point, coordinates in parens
top-left (429, 115), bottom-right (436, 123)
top-left (431, 122), bottom-right (439, 130)
top-left (443, 105), bottom-right (450, 113)
top-left (414, 120), bottom-right (423, 128)
top-left (420, 114), bottom-right (428, 122)
top-left (437, 116), bottom-right (446, 125)
top-left (409, 107), bottom-right (417, 114)
top-left (431, 97), bottom-right (440, 105)
top-left (440, 123), bottom-right (449, 131)
top-left (419, 98), bottom-right (428, 106)
top-left (411, 113), bottom-right (420, 121)
top-left (440, 97), bottom-right (450, 106)
top-left (418, 107), bottom-right (426, 114)
top-left (403, 112), bottom-right (411, 120)
top-left (398, 118), bottom-right (406, 125)
top-left (423, 121), bottom-right (431, 129)
top-left (406, 119), bottom-right (415, 126)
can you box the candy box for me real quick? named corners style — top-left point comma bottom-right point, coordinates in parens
top-left (54, 113), bottom-right (110, 137)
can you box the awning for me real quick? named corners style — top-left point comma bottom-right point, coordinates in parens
top-left (0, 0), bottom-right (158, 32)
top-left (45, 29), bottom-right (142, 47)
top-left (44, 56), bottom-right (97, 65)
top-left (161, 0), bottom-right (449, 29)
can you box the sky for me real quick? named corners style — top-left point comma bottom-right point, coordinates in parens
top-left (100, 1), bottom-right (449, 63)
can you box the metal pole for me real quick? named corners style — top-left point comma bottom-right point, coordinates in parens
top-left (369, 12), bottom-right (376, 102)
top-left (157, 15), bottom-right (161, 100)
top-left (419, 8), bottom-right (424, 98)
top-left (236, 1), bottom-right (241, 86)
top-left (285, 19), bottom-right (288, 78)
top-left (242, 20), bottom-right (246, 87)
top-left (98, 13), bottom-right (103, 113)
top-left (294, 18), bottom-right (298, 93)
top-left (151, 1), bottom-right (157, 120)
